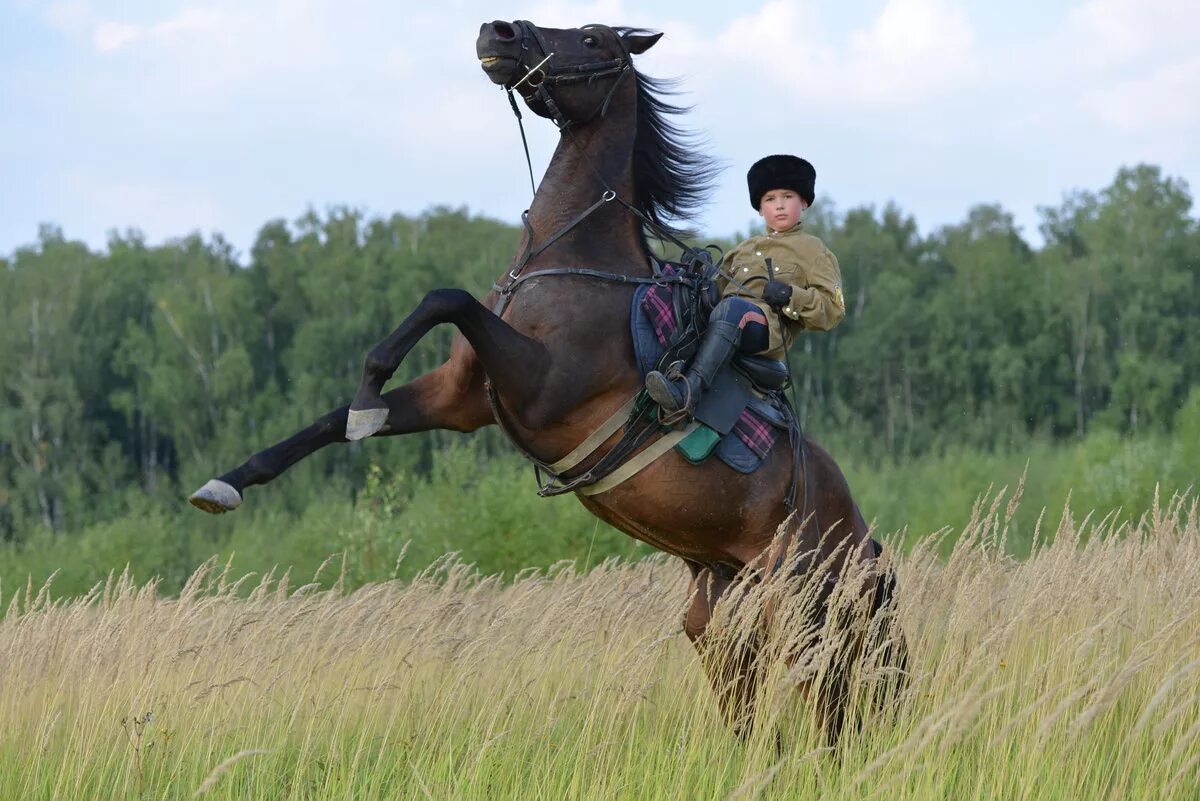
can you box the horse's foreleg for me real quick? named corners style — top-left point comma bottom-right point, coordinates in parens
top-left (347, 288), bottom-right (549, 440)
top-left (190, 288), bottom-right (548, 513)
top-left (188, 341), bottom-right (492, 513)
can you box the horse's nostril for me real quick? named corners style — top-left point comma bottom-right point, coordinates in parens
top-left (493, 21), bottom-right (516, 41)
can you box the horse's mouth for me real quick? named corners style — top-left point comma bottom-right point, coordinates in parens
top-left (479, 55), bottom-right (519, 83)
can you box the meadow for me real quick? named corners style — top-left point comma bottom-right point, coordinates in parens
top-left (2, 487), bottom-right (1198, 800)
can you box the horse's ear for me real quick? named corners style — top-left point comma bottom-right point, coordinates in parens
top-left (622, 31), bottom-right (662, 55)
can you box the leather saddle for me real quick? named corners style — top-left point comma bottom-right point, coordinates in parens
top-left (733, 354), bottom-right (789, 391)
top-left (693, 355), bottom-right (791, 436)
top-left (651, 252), bottom-right (793, 437)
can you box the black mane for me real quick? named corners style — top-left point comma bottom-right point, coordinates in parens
top-left (620, 30), bottom-right (718, 243)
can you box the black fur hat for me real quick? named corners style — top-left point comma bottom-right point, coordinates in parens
top-left (747, 155), bottom-right (816, 209)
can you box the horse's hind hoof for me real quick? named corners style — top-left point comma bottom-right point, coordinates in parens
top-left (346, 406), bottom-right (388, 441)
top-left (188, 479), bottom-right (242, 514)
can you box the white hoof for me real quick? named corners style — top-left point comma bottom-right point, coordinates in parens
top-left (346, 407), bottom-right (388, 441)
top-left (188, 479), bottom-right (242, 514)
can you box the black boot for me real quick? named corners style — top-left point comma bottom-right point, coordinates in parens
top-left (645, 321), bottom-right (742, 415)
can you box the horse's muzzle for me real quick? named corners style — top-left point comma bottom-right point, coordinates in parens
top-left (477, 21), bottom-right (523, 85)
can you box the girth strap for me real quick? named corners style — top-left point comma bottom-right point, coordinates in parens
top-left (546, 394), bottom-right (640, 475)
top-left (485, 380), bottom-right (682, 497)
top-left (578, 421), bottom-right (698, 496)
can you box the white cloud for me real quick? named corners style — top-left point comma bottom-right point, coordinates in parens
top-left (45, 0), bottom-right (92, 33)
top-left (80, 2), bottom-right (337, 101)
top-left (716, 0), bottom-right (826, 59)
top-left (522, 0), bottom-right (631, 28)
top-left (9, 0), bottom-right (1197, 258)
top-left (1032, 0), bottom-right (1200, 141)
top-left (61, 171), bottom-right (229, 242)
top-left (661, 0), bottom-right (980, 109)
top-left (1066, 0), bottom-right (1200, 68)
top-left (92, 21), bottom-right (142, 52)
top-left (844, 0), bottom-right (975, 101)
top-left (1081, 57), bottom-right (1200, 137)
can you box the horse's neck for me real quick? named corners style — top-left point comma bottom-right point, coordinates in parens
top-left (524, 124), bottom-right (647, 273)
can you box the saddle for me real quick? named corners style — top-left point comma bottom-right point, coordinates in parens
top-left (490, 250), bottom-right (804, 506)
top-left (633, 254), bottom-right (801, 476)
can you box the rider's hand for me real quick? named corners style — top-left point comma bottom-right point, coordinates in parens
top-left (762, 279), bottom-right (793, 310)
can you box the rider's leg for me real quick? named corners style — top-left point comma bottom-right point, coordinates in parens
top-left (645, 297), bottom-right (770, 415)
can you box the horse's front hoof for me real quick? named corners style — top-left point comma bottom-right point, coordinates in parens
top-left (188, 479), bottom-right (242, 514)
top-left (346, 406), bottom-right (388, 441)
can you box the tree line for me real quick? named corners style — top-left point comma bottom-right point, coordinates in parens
top-left (1, 164), bottom-right (1197, 542)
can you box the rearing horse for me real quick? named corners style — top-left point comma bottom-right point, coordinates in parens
top-left (189, 20), bottom-right (897, 743)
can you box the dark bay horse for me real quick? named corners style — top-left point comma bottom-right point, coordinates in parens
top-left (189, 20), bottom-right (899, 743)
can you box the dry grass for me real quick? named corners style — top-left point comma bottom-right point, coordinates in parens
top-left (2, 488), bottom-right (1199, 800)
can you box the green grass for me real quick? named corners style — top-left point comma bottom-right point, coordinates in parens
top-left (6, 409), bottom-right (1200, 602)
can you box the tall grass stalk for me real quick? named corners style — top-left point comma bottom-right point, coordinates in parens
top-left (1, 491), bottom-right (1198, 799)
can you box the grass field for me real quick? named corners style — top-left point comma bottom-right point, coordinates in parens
top-left (2, 489), bottom-right (1198, 800)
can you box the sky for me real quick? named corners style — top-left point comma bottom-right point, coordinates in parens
top-left (2, 0), bottom-right (1198, 259)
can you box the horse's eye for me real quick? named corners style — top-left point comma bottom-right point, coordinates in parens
top-left (582, 35), bottom-right (598, 48)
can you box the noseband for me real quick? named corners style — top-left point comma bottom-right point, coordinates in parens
top-left (508, 21), bottom-right (632, 131)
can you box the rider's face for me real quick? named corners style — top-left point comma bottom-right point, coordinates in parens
top-left (758, 190), bottom-right (807, 232)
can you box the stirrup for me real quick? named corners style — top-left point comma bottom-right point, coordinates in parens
top-left (647, 361), bottom-right (695, 426)
top-left (657, 403), bottom-right (692, 427)
top-left (663, 360), bottom-right (686, 381)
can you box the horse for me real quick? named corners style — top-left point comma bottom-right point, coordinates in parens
top-left (188, 19), bottom-right (903, 745)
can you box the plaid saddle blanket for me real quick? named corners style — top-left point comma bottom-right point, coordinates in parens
top-left (631, 276), bottom-right (783, 473)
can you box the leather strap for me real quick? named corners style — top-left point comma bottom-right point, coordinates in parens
top-left (547, 394), bottom-right (640, 475)
top-left (578, 421), bottom-right (699, 496)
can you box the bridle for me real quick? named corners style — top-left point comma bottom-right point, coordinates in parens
top-left (490, 21), bottom-right (702, 316)
top-left (508, 21), bottom-right (633, 133)
top-left (500, 21), bottom-right (633, 196)
top-left (494, 21), bottom-right (749, 295)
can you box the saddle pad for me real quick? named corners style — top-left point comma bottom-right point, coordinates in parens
top-left (631, 278), bottom-right (781, 472)
top-left (677, 424), bottom-right (721, 464)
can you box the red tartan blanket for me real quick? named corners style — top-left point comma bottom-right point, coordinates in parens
top-left (639, 281), bottom-right (779, 460)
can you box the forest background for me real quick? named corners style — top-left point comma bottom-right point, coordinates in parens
top-left (2, 163), bottom-right (1198, 598)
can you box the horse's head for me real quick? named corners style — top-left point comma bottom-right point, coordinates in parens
top-left (476, 20), bottom-right (661, 127)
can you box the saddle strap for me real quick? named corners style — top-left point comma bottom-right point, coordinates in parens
top-left (578, 421), bottom-right (699, 496)
top-left (485, 380), bottom-right (662, 494)
top-left (547, 394), bottom-right (640, 475)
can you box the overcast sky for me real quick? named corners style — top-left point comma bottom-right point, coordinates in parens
top-left (3, 0), bottom-right (1197, 258)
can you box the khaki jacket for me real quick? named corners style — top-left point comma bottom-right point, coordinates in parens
top-left (718, 222), bottom-right (845, 360)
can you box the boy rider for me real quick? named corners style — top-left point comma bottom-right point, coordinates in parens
top-left (645, 154), bottom-right (846, 415)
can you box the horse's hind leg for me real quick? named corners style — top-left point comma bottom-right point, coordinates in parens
top-left (189, 288), bottom-right (552, 513)
top-left (188, 402), bottom-right (351, 513)
top-left (864, 538), bottom-right (909, 713)
top-left (188, 339), bottom-right (492, 513)
top-left (346, 288), bottom-right (549, 439)
top-left (788, 536), bottom-right (908, 747)
top-left (684, 566), bottom-right (769, 741)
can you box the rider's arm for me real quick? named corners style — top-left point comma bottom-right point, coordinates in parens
top-left (780, 248), bottom-right (845, 331)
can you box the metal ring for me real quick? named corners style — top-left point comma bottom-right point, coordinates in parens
top-left (602, 190), bottom-right (616, 201)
